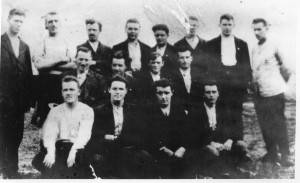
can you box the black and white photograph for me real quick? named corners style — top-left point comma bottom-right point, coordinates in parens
top-left (0, 0), bottom-right (297, 179)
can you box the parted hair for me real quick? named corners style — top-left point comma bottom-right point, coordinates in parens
top-left (85, 18), bottom-right (102, 31)
top-left (76, 46), bottom-right (91, 57)
top-left (252, 18), bottom-right (268, 27)
top-left (112, 50), bottom-right (131, 69)
top-left (220, 14), bottom-right (234, 22)
top-left (152, 78), bottom-right (174, 92)
top-left (61, 75), bottom-right (80, 89)
top-left (108, 74), bottom-right (129, 89)
top-left (8, 8), bottom-right (26, 19)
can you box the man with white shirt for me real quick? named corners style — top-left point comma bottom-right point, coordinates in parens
top-left (207, 14), bottom-right (252, 142)
top-left (174, 16), bottom-right (208, 77)
top-left (113, 18), bottom-right (151, 72)
top-left (77, 18), bottom-right (112, 76)
top-left (151, 24), bottom-right (177, 74)
top-left (88, 75), bottom-right (153, 178)
top-left (32, 75), bottom-right (94, 178)
top-left (251, 18), bottom-right (293, 167)
top-left (32, 11), bottom-right (76, 127)
top-left (187, 80), bottom-right (252, 178)
top-left (62, 46), bottom-right (106, 107)
top-left (146, 78), bottom-right (188, 178)
top-left (172, 47), bottom-right (203, 113)
top-left (1, 8), bottom-right (32, 178)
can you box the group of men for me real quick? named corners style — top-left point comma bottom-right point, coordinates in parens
top-left (0, 8), bottom-right (294, 179)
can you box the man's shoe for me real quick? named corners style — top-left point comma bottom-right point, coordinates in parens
top-left (280, 156), bottom-right (294, 167)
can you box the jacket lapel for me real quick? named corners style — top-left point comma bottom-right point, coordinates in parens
top-left (2, 33), bottom-right (18, 60)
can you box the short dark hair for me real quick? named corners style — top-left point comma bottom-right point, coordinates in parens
top-left (62, 75), bottom-right (80, 89)
top-left (112, 50), bottom-right (131, 68)
top-left (220, 14), bottom-right (234, 23)
top-left (252, 18), bottom-right (268, 27)
top-left (8, 8), bottom-right (26, 19)
top-left (177, 46), bottom-right (192, 56)
top-left (152, 24), bottom-right (169, 35)
top-left (76, 46), bottom-right (91, 57)
top-left (188, 16), bottom-right (198, 22)
top-left (149, 52), bottom-right (162, 63)
top-left (85, 18), bottom-right (102, 31)
top-left (153, 78), bottom-right (173, 92)
top-left (108, 74), bottom-right (129, 89)
top-left (126, 18), bottom-right (140, 27)
top-left (203, 79), bottom-right (218, 92)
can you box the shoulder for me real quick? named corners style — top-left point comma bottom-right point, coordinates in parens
top-left (99, 42), bottom-right (112, 51)
top-left (113, 40), bottom-right (127, 50)
top-left (78, 102), bottom-right (93, 113)
top-left (77, 41), bottom-right (88, 48)
top-left (207, 36), bottom-right (220, 44)
top-left (234, 37), bottom-right (248, 45)
top-left (174, 37), bottom-right (186, 47)
top-left (138, 40), bottom-right (151, 49)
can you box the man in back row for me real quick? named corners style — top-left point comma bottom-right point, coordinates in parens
top-left (77, 18), bottom-right (112, 76)
top-left (113, 18), bottom-right (151, 72)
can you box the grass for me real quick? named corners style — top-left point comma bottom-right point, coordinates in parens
top-left (1, 98), bottom-right (295, 179)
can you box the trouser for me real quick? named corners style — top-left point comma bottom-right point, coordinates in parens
top-left (36, 74), bottom-right (63, 127)
top-left (32, 140), bottom-right (92, 179)
top-left (186, 140), bottom-right (249, 178)
top-left (0, 108), bottom-right (24, 177)
top-left (90, 142), bottom-right (156, 179)
top-left (254, 93), bottom-right (290, 157)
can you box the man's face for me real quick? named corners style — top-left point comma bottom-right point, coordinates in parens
top-left (87, 23), bottom-right (100, 42)
top-left (154, 30), bottom-right (168, 46)
top-left (156, 86), bottom-right (173, 108)
top-left (149, 56), bottom-right (164, 74)
top-left (8, 15), bottom-right (25, 35)
top-left (109, 81), bottom-right (127, 102)
top-left (112, 58), bottom-right (126, 75)
top-left (203, 85), bottom-right (219, 106)
top-left (252, 22), bottom-right (267, 41)
top-left (125, 22), bottom-right (140, 41)
top-left (178, 51), bottom-right (193, 69)
top-left (219, 19), bottom-right (235, 37)
top-left (188, 19), bottom-right (199, 36)
top-left (45, 14), bottom-right (61, 36)
top-left (76, 51), bottom-right (92, 73)
top-left (62, 81), bottom-right (80, 105)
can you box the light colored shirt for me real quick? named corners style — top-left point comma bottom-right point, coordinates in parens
top-left (156, 45), bottom-right (167, 56)
top-left (161, 105), bottom-right (170, 116)
top-left (150, 72), bottom-right (160, 82)
top-left (89, 41), bottom-right (99, 52)
top-left (7, 34), bottom-right (20, 58)
top-left (252, 40), bottom-right (290, 97)
top-left (42, 102), bottom-right (94, 154)
top-left (112, 105), bottom-right (124, 136)
top-left (77, 69), bottom-right (89, 86)
top-left (186, 36), bottom-right (199, 50)
top-left (128, 42), bottom-right (141, 71)
top-left (32, 35), bottom-right (71, 75)
top-left (221, 35), bottom-right (237, 66)
top-left (180, 68), bottom-right (191, 93)
top-left (204, 103), bottom-right (217, 130)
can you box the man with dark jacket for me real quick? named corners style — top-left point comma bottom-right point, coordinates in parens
top-left (174, 16), bottom-right (208, 76)
top-left (77, 18), bottom-right (112, 76)
top-left (206, 14), bottom-right (252, 141)
top-left (187, 80), bottom-right (252, 178)
top-left (146, 79), bottom-right (188, 178)
top-left (0, 8), bottom-right (33, 178)
top-left (62, 46), bottom-right (107, 108)
top-left (88, 75), bottom-right (153, 178)
top-left (151, 24), bottom-right (177, 74)
top-left (113, 18), bottom-right (151, 72)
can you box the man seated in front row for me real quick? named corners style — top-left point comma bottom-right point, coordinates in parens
top-left (187, 80), bottom-right (253, 178)
top-left (32, 76), bottom-right (94, 178)
top-left (88, 75), bottom-right (153, 178)
top-left (145, 78), bottom-right (188, 178)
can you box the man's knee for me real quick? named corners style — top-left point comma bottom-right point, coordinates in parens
top-left (203, 145), bottom-right (220, 157)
